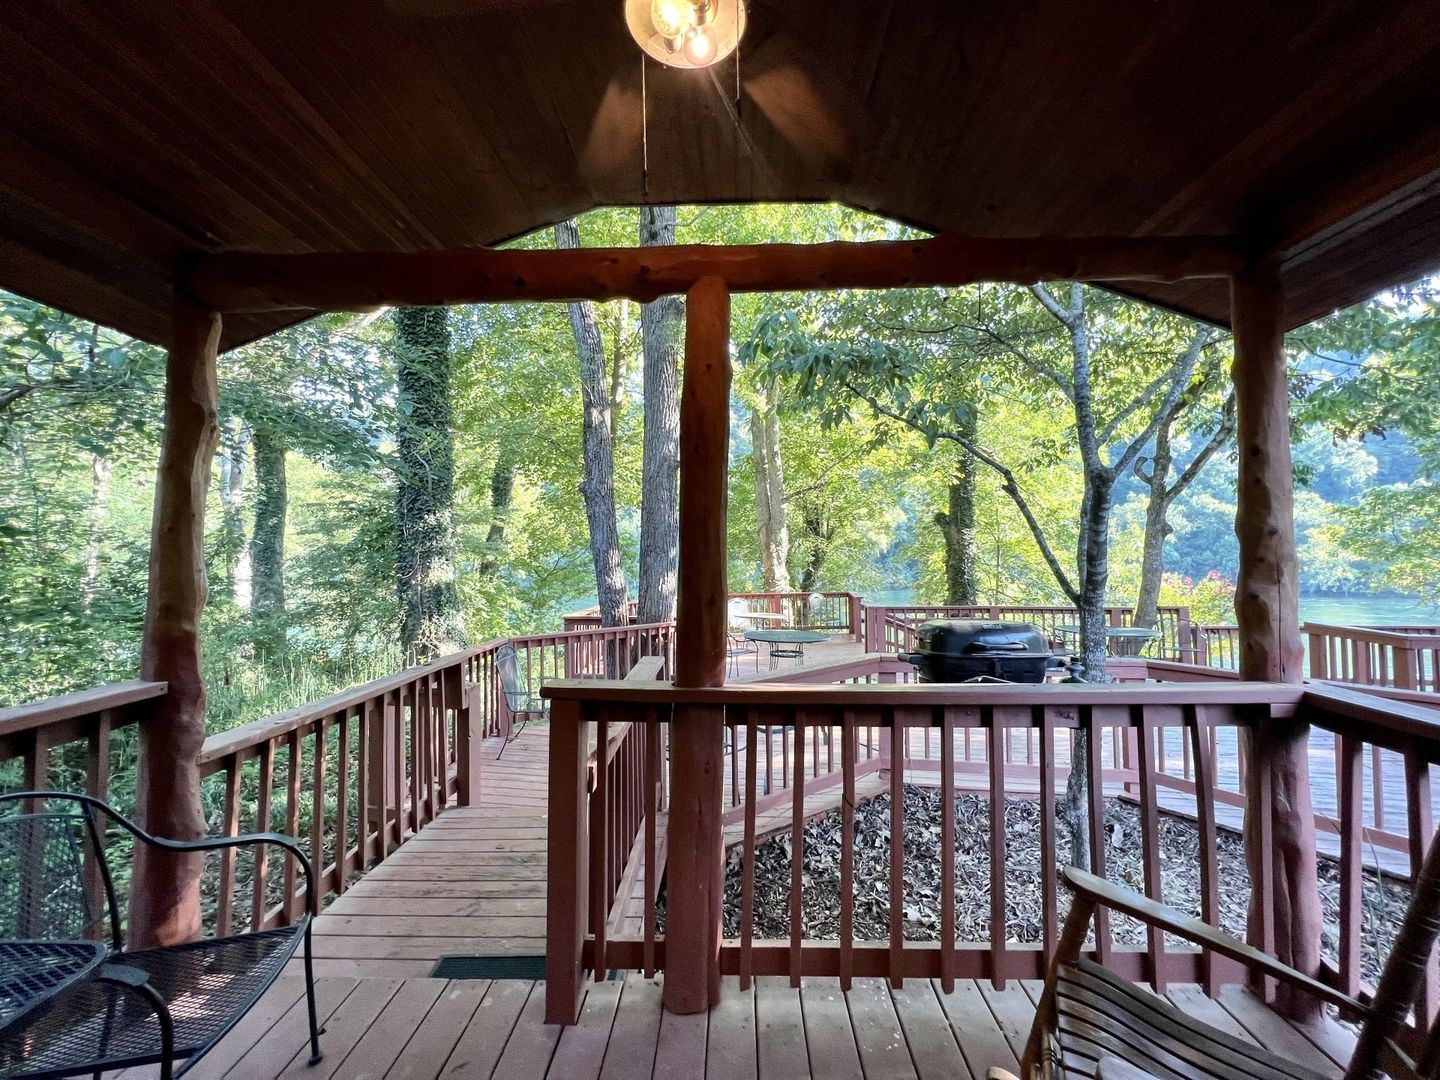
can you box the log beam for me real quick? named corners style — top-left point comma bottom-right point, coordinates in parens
top-left (665, 276), bottom-right (731, 1014)
top-left (1231, 264), bottom-right (1321, 1022)
top-left (129, 297), bottom-right (221, 947)
top-left (186, 234), bottom-right (1246, 313)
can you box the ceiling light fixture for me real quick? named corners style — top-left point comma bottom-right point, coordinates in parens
top-left (626, 0), bottom-right (746, 69)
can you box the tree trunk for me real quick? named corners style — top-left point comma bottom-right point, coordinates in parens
top-left (394, 307), bottom-right (467, 661)
top-left (637, 205), bottom-right (682, 625)
top-left (935, 432), bottom-right (979, 605)
top-left (249, 425), bottom-right (287, 620)
top-left (478, 455), bottom-right (515, 576)
top-left (1232, 266), bottom-right (1318, 1021)
top-left (751, 381), bottom-right (791, 591)
top-left (130, 299), bottom-right (221, 948)
top-left (218, 420), bottom-right (251, 607)
top-left (557, 219), bottom-right (630, 627)
top-left (80, 452), bottom-right (113, 614)
top-left (797, 503), bottom-right (832, 592)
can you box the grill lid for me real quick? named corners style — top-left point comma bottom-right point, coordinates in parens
top-left (912, 620), bottom-right (1051, 658)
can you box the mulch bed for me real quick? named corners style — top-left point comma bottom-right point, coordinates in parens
top-left (708, 785), bottom-right (1409, 987)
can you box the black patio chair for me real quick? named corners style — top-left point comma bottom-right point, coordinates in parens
top-left (496, 644), bottom-right (548, 757)
top-left (0, 791), bottom-right (322, 1079)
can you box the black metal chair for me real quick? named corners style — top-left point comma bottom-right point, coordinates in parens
top-left (496, 644), bottom-right (548, 757)
top-left (0, 791), bottom-right (322, 1079)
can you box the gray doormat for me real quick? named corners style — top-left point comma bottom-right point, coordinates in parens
top-left (431, 955), bottom-right (547, 980)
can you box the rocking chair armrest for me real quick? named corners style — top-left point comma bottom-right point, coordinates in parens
top-left (1063, 866), bottom-right (1363, 1016)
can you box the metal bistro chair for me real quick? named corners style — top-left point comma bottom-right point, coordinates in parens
top-left (1001, 837), bottom-right (1440, 1080)
top-left (726, 599), bottom-right (760, 678)
top-left (0, 791), bottom-right (322, 1080)
top-left (495, 644), bottom-right (548, 757)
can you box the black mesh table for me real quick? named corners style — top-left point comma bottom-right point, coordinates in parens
top-left (0, 940), bottom-right (107, 1035)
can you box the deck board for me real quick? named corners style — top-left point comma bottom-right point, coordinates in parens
top-left (219, 972), bottom-right (1351, 1078)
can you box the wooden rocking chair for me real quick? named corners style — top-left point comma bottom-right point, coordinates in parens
top-left (999, 835), bottom-right (1440, 1080)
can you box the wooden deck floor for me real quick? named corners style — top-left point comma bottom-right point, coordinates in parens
top-left (187, 972), bottom-right (1351, 1079)
top-left (300, 727), bottom-right (553, 978)
top-left (193, 719), bottom-right (1359, 1080)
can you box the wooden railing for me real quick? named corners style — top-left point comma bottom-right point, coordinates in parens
top-left (1307, 622), bottom-right (1440, 692)
top-left (863, 604), bottom-right (1194, 661)
top-left (0, 619), bottom-right (672, 939)
top-left (1301, 684), bottom-right (1440, 1035)
top-left (563, 592), bottom-right (864, 638)
top-left (544, 672), bottom-right (1307, 1019)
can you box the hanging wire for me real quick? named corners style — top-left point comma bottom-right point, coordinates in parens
top-left (641, 54), bottom-right (650, 197)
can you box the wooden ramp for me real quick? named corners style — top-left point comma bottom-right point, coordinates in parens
top-left (186, 973), bottom-right (1350, 1080)
top-left (298, 727), bottom-right (552, 978)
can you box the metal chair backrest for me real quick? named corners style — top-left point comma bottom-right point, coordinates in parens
top-left (494, 644), bottom-right (530, 712)
top-left (0, 797), bottom-right (118, 948)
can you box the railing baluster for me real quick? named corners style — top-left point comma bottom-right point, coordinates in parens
top-left (311, 716), bottom-right (328, 897)
top-left (593, 711), bottom-right (608, 981)
top-left (217, 756), bottom-right (241, 936)
top-left (741, 707), bottom-right (759, 988)
top-left (840, 707), bottom-right (857, 992)
top-left (83, 712), bottom-right (111, 919)
top-left (1373, 745), bottom-right (1387, 831)
top-left (1039, 708), bottom-right (1057, 967)
top-left (1406, 752), bottom-right (1438, 1025)
top-left (1336, 730), bottom-right (1363, 1000)
top-left (1137, 706), bottom-right (1166, 991)
top-left (251, 739), bottom-right (275, 932)
top-left (790, 709), bottom-right (807, 988)
top-left (1186, 704), bottom-right (1221, 995)
top-left (337, 710), bottom-right (351, 893)
top-left (645, 705), bottom-right (660, 979)
top-left (1084, 707), bottom-right (1110, 966)
top-left (283, 728), bottom-right (302, 923)
top-left (940, 706), bottom-right (956, 994)
top-left (890, 706), bottom-right (905, 989)
top-left (988, 706), bottom-right (1006, 988)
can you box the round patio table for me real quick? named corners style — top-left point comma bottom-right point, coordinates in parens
top-left (1054, 624), bottom-right (1163, 658)
top-left (744, 628), bottom-right (828, 668)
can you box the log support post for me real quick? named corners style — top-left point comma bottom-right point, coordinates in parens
top-left (129, 298), bottom-right (221, 947)
top-left (1231, 264), bottom-right (1321, 1021)
top-left (665, 276), bottom-right (731, 1015)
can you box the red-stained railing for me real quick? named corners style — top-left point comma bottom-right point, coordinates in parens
top-left (563, 592), bottom-right (865, 638)
top-left (863, 604), bottom-right (1194, 661)
top-left (1, 620), bottom-right (674, 939)
top-left (544, 670), bottom-right (1309, 1020)
top-left (1307, 622), bottom-right (1440, 692)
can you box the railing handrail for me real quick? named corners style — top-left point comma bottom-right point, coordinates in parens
top-left (0, 680), bottom-right (167, 738)
top-left (544, 677), bottom-right (1303, 708)
top-left (510, 620), bottom-right (676, 649)
top-left (1301, 683), bottom-right (1440, 747)
top-left (197, 642), bottom-right (503, 765)
top-left (1304, 621), bottom-right (1440, 647)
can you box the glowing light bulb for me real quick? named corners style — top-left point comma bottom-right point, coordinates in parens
top-left (683, 25), bottom-right (713, 64)
top-left (651, 0), bottom-right (688, 38)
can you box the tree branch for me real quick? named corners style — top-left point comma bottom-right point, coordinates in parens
top-left (1163, 390), bottom-right (1237, 500)
top-left (848, 382), bottom-right (1080, 603)
top-left (1029, 283), bottom-right (1074, 327)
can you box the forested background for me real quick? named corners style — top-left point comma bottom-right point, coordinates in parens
top-left (4, 204), bottom-right (1437, 720)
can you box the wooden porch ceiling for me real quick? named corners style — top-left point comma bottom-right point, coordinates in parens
top-left (2, 1), bottom-right (1439, 350)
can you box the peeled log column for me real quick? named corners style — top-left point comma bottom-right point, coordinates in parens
top-left (1232, 265), bottom-right (1321, 1021)
top-left (665, 276), bottom-right (731, 1014)
top-left (129, 299), bottom-right (221, 947)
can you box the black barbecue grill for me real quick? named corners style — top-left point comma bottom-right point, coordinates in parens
top-left (899, 619), bottom-right (1061, 683)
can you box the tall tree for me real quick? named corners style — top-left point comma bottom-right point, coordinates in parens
top-left (556, 218), bottom-right (630, 626)
top-left (248, 423), bottom-right (287, 620)
top-left (934, 431), bottom-right (980, 605)
top-left (771, 284), bottom-right (1223, 868)
top-left (394, 307), bottom-right (467, 660)
top-left (216, 420), bottom-right (251, 606)
top-left (1131, 361), bottom-right (1235, 629)
top-left (637, 206), bottom-right (683, 623)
